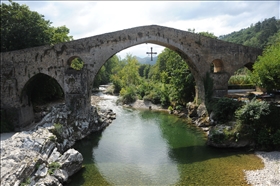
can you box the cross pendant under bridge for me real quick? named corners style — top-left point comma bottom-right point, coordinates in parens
top-left (146, 47), bottom-right (157, 61)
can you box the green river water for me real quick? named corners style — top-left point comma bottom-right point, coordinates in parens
top-left (68, 95), bottom-right (262, 186)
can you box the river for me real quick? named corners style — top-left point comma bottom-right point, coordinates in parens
top-left (67, 94), bottom-right (262, 185)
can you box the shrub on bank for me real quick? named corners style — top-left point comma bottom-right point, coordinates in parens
top-left (120, 86), bottom-right (137, 104)
top-left (235, 98), bottom-right (280, 150)
top-left (212, 97), bottom-right (242, 123)
top-left (208, 97), bottom-right (280, 150)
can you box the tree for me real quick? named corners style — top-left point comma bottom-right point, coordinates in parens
top-left (251, 32), bottom-right (280, 92)
top-left (93, 55), bottom-right (120, 87)
top-left (219, 17), bottom-right (279, 49)
top-left (1, 0), bottom-right (73, 52)
top-left (149, 48), bottom-right (195, 106)
top-left (199, 31), bottom-right (217, 39)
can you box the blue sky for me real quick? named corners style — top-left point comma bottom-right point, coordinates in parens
top-left (3, 1), bottom-right (280, 58)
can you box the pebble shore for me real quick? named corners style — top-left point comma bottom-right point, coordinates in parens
top-left (245, 151), bottom-right (280, 186)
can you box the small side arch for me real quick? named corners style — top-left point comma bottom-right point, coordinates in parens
top-left (21, 73), bottom-right (65, 106)
top-left (67, 56), bottom-right (84, 71)
top-left (211, 59), bottom-right (224, 73)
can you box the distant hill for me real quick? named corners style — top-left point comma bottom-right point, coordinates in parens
top-left (136, 56), bottom-right (157, 65)
top-left (219, 17), bottom-right (279, 49)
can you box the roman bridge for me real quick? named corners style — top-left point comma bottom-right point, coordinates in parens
top-left (1, 25), bottom-right (262, 130)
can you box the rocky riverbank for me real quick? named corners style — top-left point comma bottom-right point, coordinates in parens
top-left (0, 101), bottom-right (116, 186)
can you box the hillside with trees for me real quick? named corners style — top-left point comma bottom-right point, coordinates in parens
top-left (219, 17), bottom-right (279, 49)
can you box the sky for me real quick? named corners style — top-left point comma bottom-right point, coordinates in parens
top-left (4, 1), bottom-right (280, 58)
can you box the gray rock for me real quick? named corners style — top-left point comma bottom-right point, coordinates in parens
top-left (35, 163), bottom-right (48, 178)
top-left (53, 169), bottom-right (69, 183)
top-left (47, 148), bottom-right (61, 163)
top-left (197, 103), bottom-right (208, 117)
top-left (34, 175), bottom-right (62, 186)
top-left (58, 148), bottom-right (83, 177)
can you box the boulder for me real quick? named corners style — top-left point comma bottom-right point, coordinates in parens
top-left (187, 102), bottom-right (198, 118)
top-left (58, 149), bottom-right (83, 177)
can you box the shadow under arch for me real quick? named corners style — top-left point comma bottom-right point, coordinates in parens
top-left (21, 73), bottom-right (65, 106)
top-left (20, 73), bottom-right (65, 126)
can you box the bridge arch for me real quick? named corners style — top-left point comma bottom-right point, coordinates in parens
top-left (211, 59), bottom-right (224, 73)
top-left (18, 73), bottom-right (64, 129)
top-left (87, 29), bottom-right (206, 103)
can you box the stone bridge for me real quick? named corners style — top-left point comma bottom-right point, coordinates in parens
top-left (1, 25), bottom-right (262, 130)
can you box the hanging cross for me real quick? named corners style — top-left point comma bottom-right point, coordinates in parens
top-left (146, 47), bottom-right (157, 61)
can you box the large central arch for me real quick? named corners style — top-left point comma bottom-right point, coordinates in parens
top-left (84, 26), bottom-right (212, 103)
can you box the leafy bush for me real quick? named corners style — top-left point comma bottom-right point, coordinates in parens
top-left (50, 123), bottom-right (63, 143)
top-left (250, 33), bottom-right (280, 92)
top-left (235, 99), bottom-right (280, 150)
top-left (235, 98), bottom-right (270, 125)
top-left (120, 86), bottom-right (137, 104)
top-left (70, 57), bottom-right (84, 70)
top-left (213, 97), bottom-right (241, 123)
top-left (228, 75), bottom-right (252, 85)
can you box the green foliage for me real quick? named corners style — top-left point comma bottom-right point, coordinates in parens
top-left (235, 98), bottom-right (270, 125)
top-left (48, 162), bottom-right (61, 175)
top-left (210, 130), bottom-right (226, 144)
top-left (49, 25), bottom-right (73, 45)
top-left (54, 123), bottom-right (63, 133)
top-left (120, 86), bottom-right (137, 104)
top-left (111, 74), bottom-right (123, 93)
top-left (1, 0), bottom-right (73, 52)
top-left (139, 64), bottom-right (152, 79)
top-left (228, 75), bottom-right (252, 85)
top-left (213, 97), bottom-right (241, 123)
top-left (93, 55), bottom-right (120, 87)
top-left (49, 135), bottom-right (56, 142)
top-left (199, 31), bottom-right (217, 39)
top-left (150, 48), bottom-right (195, 105)
top-left (235, 99), bottom-right (280, 150)
top-left (51, 123), bottom-right (63, 143)
top-left (219, 17), bottom-right (279, 49)
top-left (70, 57), bottom-right (84, 70)
top-left (20, 177), bottom-right (31, 186)
top-left (168, 106), bottom-right (173, 111)
top-left (250, 37), bottom-right (280, 92)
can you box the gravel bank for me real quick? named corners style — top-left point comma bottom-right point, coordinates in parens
top-left (245, 151), bottom-right (280, 186)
